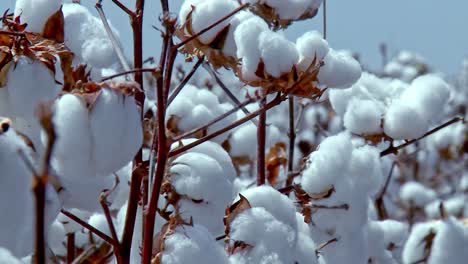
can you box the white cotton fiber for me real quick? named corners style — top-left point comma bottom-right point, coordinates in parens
top-left (296, 31), bottom-right (329, 71)
top-left (14, 0), bottom-right (62, 33)
top-left (234, 16), bottom-right (269, 81)
top-left (258, 31), bottom-right (299, 78)
top-left (384, 99), bottom-right (429, 140)
top-left (400, 181), bottom-right (437, 207)
top-left (343, 98), bottom-right (383, 135)
top-left (318, 49), bottom-right (362, 89)
top-left (190, 0), bottom-right (239, 44)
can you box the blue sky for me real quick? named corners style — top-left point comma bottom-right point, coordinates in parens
top-left (3, 0), bottom-right (467, 74)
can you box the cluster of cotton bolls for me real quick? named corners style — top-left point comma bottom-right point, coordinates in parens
top-left (177, 0), bottom-right (361, 97)
top-left (383, 50), bottom-right (430, 82)
top-left (329, 72), bottom-right (451, 140)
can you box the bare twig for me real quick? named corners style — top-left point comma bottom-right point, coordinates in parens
top-left (66, 233), bottom-right (75, 264)
top-left (100, 68), bottom-right (158, 82)
top-left (111, 0), bottom-right (134, 16)
top-left (95, 1), bottom-right (131, 72)
top-left (61, 210), bottom-right (117, 247)
top-left (257, 95), bottom-right (267, 186)
top-left (375, 162), bottom-right (397, 220)
top-left (286, 96), bottom-right (296, 187)
top-left (380, 117), bottom-right (464, 157)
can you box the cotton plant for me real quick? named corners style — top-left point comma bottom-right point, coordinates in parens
top-left (1, 0), bottom-right (467, 263)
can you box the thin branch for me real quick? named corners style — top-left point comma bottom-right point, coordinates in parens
top-left (100, 68), bottom-right (158, 82)
top-left (66, 233), bottom-right (75, 264)
top-left (111, 0), bottom-right (134, 16)
top-left (375, 161), bottom-right (397, 220)
top-left (380, 116), bottom-right (465, 157)
top-left (167, 58), bottom-right (204, 106)
top-left (96, 1), bottom-right (131, 72)
top-left (99, 182), bottom-right (120, 250)
top-left (286, 96), bottom-right (296, 187)
top-left (257, 95), bottom-right (267, 186)
top-left (175, 3), bottom-right (249, 49)
top-left (61, 210), bottom-right (117, 247)
top-left (203, 63), bottom-right (257, 126)
top-left (172, 97), bottom-right (255, 142)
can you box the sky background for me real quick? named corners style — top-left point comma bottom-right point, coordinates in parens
top-left (2, 0), bottom-right (468, 75)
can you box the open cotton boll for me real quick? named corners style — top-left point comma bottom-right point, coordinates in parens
top-left (229, 122), bottom-right (281, 158)
top-left (171, 152), bottom-right (233, 203)
top-left (402, 221), bottom-right (440, 264)
top-left (400, 181), bottom-right (437, 208)
top-left (229, 207), bottom-right (297, 263)
top-left (318, 49), bottom-right (362, 89)
top-left (296, 30), bottom-right (329, 71)
top-left (294, 213), bottom-right (318, 264)
top-left (161, 224), bottom-right (229, 264)
top-left (178, 0), bottom-right (204, 27)
top-left (0, 125), bottom-right (34, 257)
top-left (62, 3), bottom-right (120, 68)
top-left (428, 217), bottom-right (468, 264)
top-left (0, 248), bottom-right (22, 264)
top-left (14, 0), bottom-right (62, 33)
top-left (88, 213), bottom-right (112, 243)
top-left (234, 16), bottom-right (269, 81)
top-left (399, 74), bottom-right (450, 121)
top-left (222, 11), bottom-right (254, 58)
top-left (190, 0), bottom-right (239, 44)
top-left (173, 139), bottom-right (237, 182)
top-left (7, 57), bottom-right (59, 118)
top-left (238, 186), bottom-right (297, 231)
top-left (348, 145), bottom-right (383, 195)
top-left (343, 98), bottom-right (383, 135)
top-left (52, 94), bottom-right (95, 180)
top-left (258, 31), bottom-right (299, 78)
top-left (384, 99), bottom-right (429, 139)
top-left (47, 220), bottom-right (67, 257)
top-left (90, 88), bottom-right (142, 175)
top-left (301, 132), bottom-right (353, 194)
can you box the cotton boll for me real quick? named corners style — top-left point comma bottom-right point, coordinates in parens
top-left (258, 31), bottom-right (299, 78)
top-left (173, 139), bottom-right (237, 182)
top-left (229, 207), bottom-right (297, 263)
top-left (296, 31), bottom-right (329, 71)
top-left (47, 220), bottom-right (67, 257)
top-left (294, 213), bottom-right (318, 264)
top-left (301, 132), bottom-right (353, 194)
top-left (318, 49), bottom-right (362, 89)
top-left (384, 100), bottom-right (429, 139)
top-left (402, 221), bottom-right (441, 264)
top-left (7, 57), bottom-right (59, 118)
top-left (58, 209), bottom-right (91, 234)
top-left (234, 16), bottom-right (269, 81)
top-left (190, 0), bottom-right (239, 44)
top-left (0, 125), bottom-right (34, 256)
top-left (178, 0), bottom-right (205, 28)
top-left (90, 88), bottom-right (142, 175)
top-left (161, 224), bottom-right (229, 264)
top-left (0, 248), bottom-right (22, 264)
top-left (14, 0), bottom-right (62, 33)
top-left (222, 11), bottom-right (254, 58)
top-left (88, 213), bottom-right (112, 243)
top-left (343, 98), bottom-right (383, 135)
top-left (171, 152), bottom-right (232, 203)
top-left (52, 94), bottom-right (95, 181)
top-left (428, 217), bottom-right (468, 264)
top-left (349, 145), bottom-right (383, 195)
top-left (399, 74), bottom-right (450, 121)
top-left (239, 186), bottom-right (297, 231)
top-left (62, 3), bottom-right (120, 68)
top-left (378, 220), bottom-right (409, 248)
top-left (400, 181), bottom-right (437, 208)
